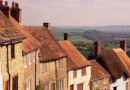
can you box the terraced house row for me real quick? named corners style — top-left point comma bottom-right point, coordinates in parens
top-left (0, 0), bottom-right (130, 90)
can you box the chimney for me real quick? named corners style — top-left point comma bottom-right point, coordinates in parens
top-left (0, 0), bottom-right (3, 5)
top-left (5, 1), bottom-right (8, 6)
top-left (94, 42), bottom-right (101, 56)
top-left (43, 23), bottom-right (50, 30)
top-left (120, 40), bottom-right (127, 53)
top-left (0, 0), bottom-right (11, 19)
top-left (11, 2), bottom-right (22, 23)
top-left (64, 33), bottom-right (69, 40)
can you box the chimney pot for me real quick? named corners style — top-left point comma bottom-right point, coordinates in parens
top-left (12, 2), bottom-right (15, 8)
top-left (15, 2), bottom-right (19, 8)
top-left (94, 42), bottom-right (101, 56)
top-left (5, 1), bottom-right (8, 6)
top-left (64, 33), bottom-right (69, 40)
top-left (120, 40), bottom-right (127, 53)
top-left (43, 23), bottom-right (50, 30)
top-left (0, 0), bottom-right (3, 5)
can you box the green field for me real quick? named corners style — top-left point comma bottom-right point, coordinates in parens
top-left (78, 50), bottom-right (91, 59)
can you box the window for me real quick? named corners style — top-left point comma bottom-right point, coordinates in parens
top-left (113, 87), bottom-right (117, 90)
top-left (95, 80), bottom-right (98, 86)
top-left (44, 84), bottom-right (49, 90)
top-left (57, 79), bottom-right (64, 90)
top-left (104, 78), bottom-right (107, 84)
top-left (29, 53), bottom-right (31, 65)
top-left (11, 43), bottom-right (15, 58)
top-left (77, 83), bottom-right (83, 90)
top-left (73, 70), bottom-right (77, 78)
top-left (51, 83), bottom-right (55, 90)
top-left (36, 72), bottom-right (38, 85)
top-left (59, 59), bottom-right (63, 68)
top-left (103, 88), bottom-right (107, 90)
top-left (43, 63), bottom-right (47, 72)
top-left (126, 82), bottom-right (128, 90)
top-left (82, 67), bottom-right (86, 76)
top-left (24, 55), bottom-right (27, 68)
top-left (12, 75), bottom-right (18, 90)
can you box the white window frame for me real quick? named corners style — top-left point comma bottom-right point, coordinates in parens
top-left (59, 59), bottom-right (63, 68)
top-left (42, 63), bottom-right (47, 73)
top-left (29, 53), bottom-right (31, 65)
top-left (36, 50), bottom-right (38, 60)
top-left (57, 79), bottom-right (64, 90)
top-left (95, 80), bottom-right (98, 87)
top-left (24, 55), bottom-right (27, 68)
top-left (104, 77), bottom-right (107, 84)
top-left (44, 84), bottom-right (49, 90)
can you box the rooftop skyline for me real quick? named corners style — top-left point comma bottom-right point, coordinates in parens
top-left (7, 0), bottom-right (130, 26)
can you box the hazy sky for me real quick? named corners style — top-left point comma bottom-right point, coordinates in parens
top-left (6, 0), bottom-right (130, 26)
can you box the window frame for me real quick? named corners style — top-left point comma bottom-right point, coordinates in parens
top-left (104, 77), bottom-right (107, 84)
top-left (24, 55), bottom-right (27, 68)
top-left (57, 79), bottom-right (64, 90)
top-left (77, 83), bottom-right (83, 90)
top-left (33, 52), bottom-right (35, 62)
top-left (59, 59), bottom-right (63, 68)
top-left (11, 43), bottom-right (15, 59)
top-left (42, 63), bottom-right (47, 73)
top-left (95, 80), bottom-right (99, 87)
top-left (73, 70), bottom-right (77, 78)
top-left (81, 67), bottom-right (86, 76)
top-left (44, 84), bottom-right (49, 90)
top-left (126, 82), bottom-right (129, 90)
top-left (29, 53), bottom-right (31, 65)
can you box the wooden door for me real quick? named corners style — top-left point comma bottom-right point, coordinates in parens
top-left (70, 85), bottom-right (74, 90)
top-left (5, 81), bottom-right (8, 90)
top-left (12, 76), bottom-right (18, 90)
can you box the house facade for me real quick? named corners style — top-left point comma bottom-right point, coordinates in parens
top-left (94, 40), bottom-right (130, 90)
top-left (59, 33), bottom-right (91, 90)
top-left (25, 23), bottom-right (68, 90)
top-left (89, 60), bottom-right (110, 90)
top-left (0, 1), bottom-right (27, 90)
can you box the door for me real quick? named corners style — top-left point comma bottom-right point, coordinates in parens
top-left (70, 85), bottom-right (74, 90)
top-left (12, 75), bottom-right (18, 90)
top-left (5, 81), bottom-right (8, 90)
top-left (113, 86), bottom-right (117, 90)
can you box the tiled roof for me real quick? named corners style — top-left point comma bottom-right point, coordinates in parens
top-left (59, 40), bottom-right (90, 70)
top-left (89, 60), bottom-right (110, 80)
top-left (96, 48), bottom-right (130, 80)
top-left (24, 26), bottom-right (67, 61)
top-left (8, 15), bottom-right (41, 53)
top-left (0, 10), bottom-right (26, 43)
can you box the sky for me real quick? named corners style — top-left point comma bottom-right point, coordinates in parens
top-left (6, 0), bottom-right (130, 26)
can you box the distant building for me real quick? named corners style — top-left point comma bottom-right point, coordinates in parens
top-left (94, 40), bottom-right (130, 90)
top-left (59, 33), bottom-right (91, 90)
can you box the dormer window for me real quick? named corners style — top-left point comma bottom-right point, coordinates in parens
top-left (11, 43), bottom-right (15, 59)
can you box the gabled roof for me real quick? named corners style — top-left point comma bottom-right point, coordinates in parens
top-left (0, 10), bottom-right (26, 43)
top-left (96, 48), bottom-right (130, 80)
top-left (8, 15), bottom-right (41, 53)
top-left (24, 26), bottom-right (67, 62)
top-left (59, 40), bottom-right (90, 70)
top-left (89, 60), bottom-right (110, 80)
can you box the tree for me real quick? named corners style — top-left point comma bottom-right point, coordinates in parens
top-left (36, 80), bottom-right (44, 90)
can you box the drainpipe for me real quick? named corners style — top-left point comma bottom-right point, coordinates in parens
top-left (35, 50), bottom-right (37, 90)
top-left (0, 45), bottom-right (3, 89)
top-left (6, 44), bottom-right (10, 90)
top-left (55, 61), bottom-right (58, 90)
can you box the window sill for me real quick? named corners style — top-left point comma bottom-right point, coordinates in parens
top-left (95, 85), bottom-right (98, 87)
top-left (24, 66), bottom-right (27, 68)
top-left (104, 83), bottom-right (107, 84)
top-left (82, 74), bottom-right (86, 76)
top-left (11, 58), bottom-right (16, 61)
top-left (29, 63), bottom-right (31, 65)
top-left (73, 77), bottom-right (77, 79)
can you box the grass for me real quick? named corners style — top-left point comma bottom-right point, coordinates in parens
top-left (70, 36), bottom-right (93, 43)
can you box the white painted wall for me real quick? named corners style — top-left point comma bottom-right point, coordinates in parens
top-left (0, 46), bottom-right (3, 89)
top-left (68, 66), bottom-right (91, 90)
top-left (110, 74), bottom-right (129, 90)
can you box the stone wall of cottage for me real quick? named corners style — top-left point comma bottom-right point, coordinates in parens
top-left (39, 57), bottom-right (67, 90)
top-left (1, 42), bottom-right (24, 90)
top-left (91, 77), bottom-right (110, 90)
top-left (24, 50), bottom-right (37, 90)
